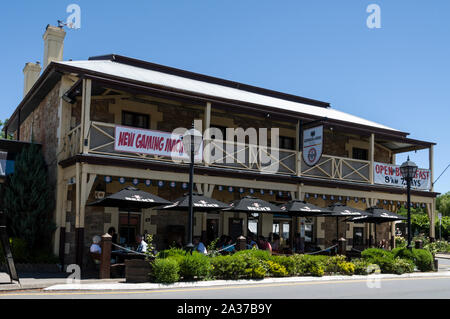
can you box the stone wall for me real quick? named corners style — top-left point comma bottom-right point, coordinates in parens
top-left (19, 82), bottom-right (61, 185)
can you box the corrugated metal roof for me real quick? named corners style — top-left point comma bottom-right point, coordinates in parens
top-left (57, 59), bottom-right (398, 132)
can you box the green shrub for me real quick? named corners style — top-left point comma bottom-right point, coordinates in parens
top-left (361, 248), bottom-right (394, 260)
top-left (391, 258), bottom-right (415, 275)
top-left (210, 255), bottom-right (247, 280)
top-left (264, 260), bottom-right (288, 277)
top-left (234, 249), bottom-right (272, 261)
top-left (270, 255), bottom-right (297, 276)
top-left (291, 254), bottom-right (325, 277)
top-left (413, 249), bottom-right (434, 272)
top-left (364, 255), bottom-right (395, 274)
top-left (336, 261), bottom-right (355, 275)
top-left (322, 255), bottom-right (346, 274)
top-left (152, 258), bottom-right (180, 283)
top-left (352, 258), bottom-right (375, 275)
top-left (243, 256), bottom-right (267, 279)
top-left (157, 248), bottom-right (188, 259)
top-left (178, 252), bottom-right (212, 281)
top-left (395, 236), bottom-right (407, 248)
top-left (393, 248), bottom-right (434, 272)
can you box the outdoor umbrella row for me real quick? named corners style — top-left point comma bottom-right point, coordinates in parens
top-left (87, 186), bottom-right (406, 249)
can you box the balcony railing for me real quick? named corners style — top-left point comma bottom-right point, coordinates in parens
top-left (64, 121), bottom-right (372, 184)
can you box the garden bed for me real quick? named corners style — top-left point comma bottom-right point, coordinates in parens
top-left (139, 247), bottom-right (436, 284)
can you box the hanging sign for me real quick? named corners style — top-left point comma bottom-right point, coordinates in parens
top-left (373, 162), bottom-right (431, 190)
top-left (302, 125), bottom-right (323, 167)
top-left (114, 126), bottom-right (203, 160)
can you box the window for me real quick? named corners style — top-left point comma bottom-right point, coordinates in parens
top-left (353, 227), bottom-right (364, 246)
top-left (272, 220), bottom-right (291, 247)
top-left (279, 136), bottom-right (295, 150)
top-left (352, 147), bottom-right (368, 160)
top-left (122, 111), bottom-right (149, 129)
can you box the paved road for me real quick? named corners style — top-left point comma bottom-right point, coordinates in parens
top-left (1, 276), bottom-right (450, 299)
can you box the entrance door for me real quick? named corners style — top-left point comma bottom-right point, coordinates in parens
top-left (119, 212), bottom-right (142, 246)
top-left (353, 226), bottom-right (365, 250)
top-left (228, 218), bottom-right (243, 240)
top-left (206, 219), bottom-right (219, 245)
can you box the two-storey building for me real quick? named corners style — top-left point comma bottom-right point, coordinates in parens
top-left (3, 25), bottom-right (438, 267)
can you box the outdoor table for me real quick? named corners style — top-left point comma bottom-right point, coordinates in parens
top-left (112, 250), bottom-right (145, 263)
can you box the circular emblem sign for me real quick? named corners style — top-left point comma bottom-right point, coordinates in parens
top-left (308, 148), bottom-right (317, 163)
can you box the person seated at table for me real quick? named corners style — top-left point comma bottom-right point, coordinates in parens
top-left (216, 235), bottom-right (227, 250)
top-left (221, 236), bottom-right (235, 254)
top-left (246, 235), bottom-right (258, 249)
top-left (257, 236), bottom-right (272, 254)
top-left (193, 236), bottom-right (208, 255)
top-left (90, 235), bottom-right (102, 254)
top-left (136, 234), bottom-right (148, 253)
top-left (271, 233), bottom-right (281, 253)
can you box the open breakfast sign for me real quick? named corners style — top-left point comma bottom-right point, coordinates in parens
top-left (114, 125), bottom-right (202, 161)
top-left (373, 162), bottom-right (431, 191)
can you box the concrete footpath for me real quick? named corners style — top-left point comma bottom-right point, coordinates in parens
top-left (1, 256), bottom-right (449, 292)
top-left (0, 273), bottom-right (122, 291)
top-left (42, 271), bottom-right (450, 291)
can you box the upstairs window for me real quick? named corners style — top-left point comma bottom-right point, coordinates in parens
top-left (352, 147), bottom-right (368, 161)
top-left (279, 136), bottom-right (295, 150)
top-left (122, 111), bottom-right (149, 129)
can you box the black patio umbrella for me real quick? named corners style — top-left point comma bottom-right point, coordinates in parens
top-left (88, 186), bottom-right (172, 245)
top-left (345, 206), bottom-right (406, 246)
top-left (279, 200), bottom-right (333, 217)
top-left (156, 193), bottom-right (230, 212)
top-left (224, 196), bottom-right (284, 214)
top-left (326, 202), bottom-right (367, 242)
top-left (223, 196), bottom-right (284, 241)
top-left (88, 186), bottom-right (172, 209)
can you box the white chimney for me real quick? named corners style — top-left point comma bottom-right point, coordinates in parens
top-left (43, 25), bottom-right (66, 70)
top-left (23, 62), bottom-right (41, 97)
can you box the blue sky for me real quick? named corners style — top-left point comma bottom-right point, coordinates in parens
top-left (1, 1), bottom-right (449, 194)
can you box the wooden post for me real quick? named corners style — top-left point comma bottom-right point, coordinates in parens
top-left (369, 133), bottom-right (375, 184)
top-left (100, 233), bottom-right (112, 279)
top-left (237, 235), bottom-right (247, 251)
top-left (338, 238), bottom-right (347, 256)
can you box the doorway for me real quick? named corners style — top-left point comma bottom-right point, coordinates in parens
top-left (228, 218), bottom-right (243, 240)
top-left (118, 212), bottom-right (142, 246)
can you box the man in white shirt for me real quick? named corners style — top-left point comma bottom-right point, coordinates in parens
top-left (136, 234), bottom-right (148, 253)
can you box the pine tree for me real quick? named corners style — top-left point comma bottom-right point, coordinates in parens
top-left (2, 144), bottom-right (56, 254)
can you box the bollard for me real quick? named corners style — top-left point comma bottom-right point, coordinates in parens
top-left (237, 236), bottom-right (246, 251)
top-left (414, 240), bottom-right (423, 249)
top-left (100, 233), bottom-right (112, 279)
top-left (338, 238), bottom-right (347, 256)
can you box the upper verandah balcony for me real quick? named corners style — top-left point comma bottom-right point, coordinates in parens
top-left (5, 54), bottom-right (435, 189)
top-left (58, 74), bottom-right (434, 189)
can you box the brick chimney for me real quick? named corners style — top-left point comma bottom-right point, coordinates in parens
top-left (43, 25), bottom-right (66, 70)
top-left (23, 62), bottom-right (41, 97)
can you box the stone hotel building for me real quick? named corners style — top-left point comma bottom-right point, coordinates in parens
top-left (2, 25), bottom-right (438, 267)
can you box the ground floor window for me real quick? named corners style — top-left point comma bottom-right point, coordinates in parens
top-left (272, 218), bottom-right (291, 249)
top-left (247, 213), bottom-right (259, 238)
top-left (304, 218), bottom-right (314, 243)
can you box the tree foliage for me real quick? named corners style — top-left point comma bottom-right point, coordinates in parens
top-left (436, 192), bottom-right (450, 217)
top-left (0, 119), bottom-right (12, 140)
top-left (1, 144), bottom-right (56, 253)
